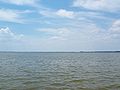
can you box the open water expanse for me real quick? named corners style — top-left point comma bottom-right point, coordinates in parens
top-left (0, 52), bottom-right (120, 90)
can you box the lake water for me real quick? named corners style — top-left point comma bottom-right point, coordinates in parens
top-left (0, 52), bottom-right (120, 90)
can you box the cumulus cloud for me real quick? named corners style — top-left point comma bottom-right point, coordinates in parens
top-left (56, 9), bottom-right (75, 19)
top-left (0, 27), bottom-right (24, 51)
top-left (39, 9), bottom-right (75, 19)
top-left (0, 27), bottom-right (23, 41)
top-left (73, 0), bottom-right (120, 12)
top-left (0, 9), bottom-right (25, 23)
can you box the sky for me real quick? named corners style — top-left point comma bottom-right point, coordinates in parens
top-left (0, 0), bottom-right (120, 51)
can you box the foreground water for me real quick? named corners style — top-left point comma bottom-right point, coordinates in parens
top-left (0, 52), bottom-right (120, 90)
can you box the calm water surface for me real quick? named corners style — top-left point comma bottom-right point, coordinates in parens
top-left (0, 52), bottom-right (120, 90)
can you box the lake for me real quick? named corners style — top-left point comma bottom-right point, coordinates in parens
top-left (0, 52), bottom-right (120, 90)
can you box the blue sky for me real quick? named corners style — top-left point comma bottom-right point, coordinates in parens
top-left (0, 0), bottom-right (120, 51)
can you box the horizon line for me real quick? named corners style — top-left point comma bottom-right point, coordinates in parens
top-left (0, 51), bottom-right (120, 53)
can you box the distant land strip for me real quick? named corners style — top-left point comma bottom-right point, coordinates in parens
top-left (0, 51), bottom-right (120, 53)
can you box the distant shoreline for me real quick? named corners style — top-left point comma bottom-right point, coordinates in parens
top-left (0, 51), bottom-right (120, 53)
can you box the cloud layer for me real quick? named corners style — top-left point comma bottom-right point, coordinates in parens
top-left (73, 0), bottom-right (120, 12)
top-left (0, 0), bottom-right (120, 51)
top-left (0, 9), bottom-right (21, 23)
top-left (0, 0), bottom-right (38, 6)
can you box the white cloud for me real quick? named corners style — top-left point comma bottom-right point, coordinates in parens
top-left (37, 28), bottom-right (71, 40)
top-left (56, 9), bottom-right (75, 19)
top-left (0, 9), bottom-right (24, 23)
top-left (34, 20), bottom-right (120, 51)
top-left (106, 20), bottom-right (120, 39)
top-left (73, 0), bottom-right (120, 12)
top-left (0, 27), bottom-right (25, 51)
top-left (1, 21), bottom-right (120, 51)
top-left (34, 24), bottom-right (104, 51)
top-left (39, 9), bottom-right (76, 19)
top-left (0, 27), bottom-right (23, 41)
top-left (0, 0), bottom-right (38, 6)
top-left (109, 20), bottom-right (120, 33)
